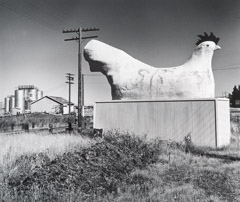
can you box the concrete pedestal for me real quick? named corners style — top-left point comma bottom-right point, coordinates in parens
top-left (94, 98), bottom-right (230, 147)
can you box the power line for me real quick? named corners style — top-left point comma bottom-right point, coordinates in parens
top-left (83, 74), bottom-right (105, 77)
top-left (0, 0), bottom-right (71, 33)
top-left (213, 66), bottom-right (240, 71)
top-left (23, 0), bottom-right (69, 23)
top-left (0, 0), bottom-right (61, 32)
top-left (44, 82), bottom-right (66, 94)
top-left (9, 0), bottom-right (66, 25)
top-left (42, 0), bottom-right (74, 22)
top-left (85, 83), bottom-right (108, 85)
top-left (1, 1), bottom-right (57, 26)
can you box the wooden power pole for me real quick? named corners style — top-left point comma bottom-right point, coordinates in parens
top-left (66, 73), bottom-right (74, 131)
top-left (63, 27), bottom-right (99, 131)
top-left (66, 73), bottom-right (74, 114)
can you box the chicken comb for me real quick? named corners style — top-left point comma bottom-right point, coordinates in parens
top-left (196, 32), bottom-right (220, 46)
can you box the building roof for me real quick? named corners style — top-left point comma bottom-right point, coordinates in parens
top-left (48, 96), bottom-right (69, 104)
top-left (31, 96), bottom-right (74, 105)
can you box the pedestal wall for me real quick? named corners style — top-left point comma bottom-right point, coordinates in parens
top-left (94, 98), bottom-right (230, 147)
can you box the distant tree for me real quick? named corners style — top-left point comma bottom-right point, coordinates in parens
top-left (231, 85), bottom-right (240, 107)
top-left (233, 85), bottom-right (238, 95)
top-left (229, 93), bottom-right (233, 107)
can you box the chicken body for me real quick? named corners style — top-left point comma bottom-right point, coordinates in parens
top-left (84, 40), bottom-right (220, 100)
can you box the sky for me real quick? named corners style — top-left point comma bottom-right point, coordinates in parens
top-left (1, 0), bottom-right (240, 106)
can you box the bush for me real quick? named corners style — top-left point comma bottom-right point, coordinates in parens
top-left (3, 131), bottom-right (163, 200)
top-left (2, 131), bottom-right (240, 201)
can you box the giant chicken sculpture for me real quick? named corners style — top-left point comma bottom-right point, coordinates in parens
top-left (84, 33), bottom-right (220, 100)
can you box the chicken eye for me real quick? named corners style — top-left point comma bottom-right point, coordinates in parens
top-left (206, 44), bottom-right (209, 47)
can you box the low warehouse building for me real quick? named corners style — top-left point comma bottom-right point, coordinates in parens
top-left (31, 96), bottom-right (74, 114)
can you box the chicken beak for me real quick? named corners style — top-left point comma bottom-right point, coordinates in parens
top-left (215, 45), bottom-right (221, 50)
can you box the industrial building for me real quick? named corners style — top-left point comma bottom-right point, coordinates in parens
top-left (0, 102), bottom-right (4, 116)
top-left (3, 85), bottom-right (43, 114)
top-left (31, 96), bottom-right (74, 114)
top-left (4, 97), bottom-right (10, 114)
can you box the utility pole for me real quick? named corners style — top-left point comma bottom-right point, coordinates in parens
top-left (66, 73), bottom-right (74, 132)
top-left (66, 73), bottom-right (74, 115)
top-left (222, 91), bottom-right (228, 98)
top-left (82, 74), bottom-right (85, 117)
top-left (63, 27), bottom-right (99, 131)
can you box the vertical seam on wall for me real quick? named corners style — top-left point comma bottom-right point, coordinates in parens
top-left (214, 99), bottom-right (218, 148)
top-left (93, 103), bottom-right (96, 128)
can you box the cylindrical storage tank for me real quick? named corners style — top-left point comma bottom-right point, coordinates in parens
top-left (25, 100), bottom-right (31, 111)
top-left (15, 90), bottom-right (25, 113)
top-left (29, 89), bottom-right (38, 101)
top-left (37, 90), bottom-right (43, 100)
top-left (4, 97), bottom-right (10, 113)
top-left (9, 96), bottom-right (15, 112)
top-left (24, 89), bottom-right (29, 99)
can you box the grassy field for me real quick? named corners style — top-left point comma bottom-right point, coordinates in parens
top-left (0, 133), bottom-right (93, 201)
top-left (0, 110), bottom-right (240, 201)
top-left (0, 130), bottom-right (240, 201)
top-left (0, 133), bottom-right (92, 167)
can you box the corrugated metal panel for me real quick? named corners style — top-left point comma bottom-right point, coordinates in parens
top-left (216, 99), bottom-right (231, 147)
top-left (95, 99), bottom-right (230, 147)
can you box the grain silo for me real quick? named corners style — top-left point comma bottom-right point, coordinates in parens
top-left (29, 88), bottom-right (38, 101)
top-left (4, 97), bottom-right (10, 113)
top-left (5, 85), bottom-right (43, 114)
top-left (9, 96), bottom-right (15, 112)
top-left (37, 90), bottom-right (43, 100)
top-left (15, 89), bottom-right (25, 113)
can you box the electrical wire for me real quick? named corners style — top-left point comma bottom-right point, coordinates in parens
top-left (22, 0), bottom-right (69, 23)
top-left (9, 0), bottom-right (65, 24)
top-left (213, 66), bottom-right (240, 71)
top-left (44, 82), bottom-right (66, 94)
top-left (1, 0), bottom-right (84, 33)
top-left (0, 0), bottom-right (61, 32)
top-left (0, 0), bottom-right (70, 33)
top-left (83, 74), bottom-right (104, 76)
top-left (39, 0), bottom-right (74, 22)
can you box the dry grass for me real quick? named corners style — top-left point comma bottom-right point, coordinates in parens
top-left (1, 116), bottom-right (240, 201)
top-left (98, 145), bottom-right (240, 202)
top-left (0, 132), bottom-right (91, 161)
top-left (0, 132), bottom-right (163, 201)
top-left (0, 132), bottom-right (94, 201)
top-left (1, 131), bottom-right (240, 201)
top-left (0, 133), bottom-right (93, 181)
